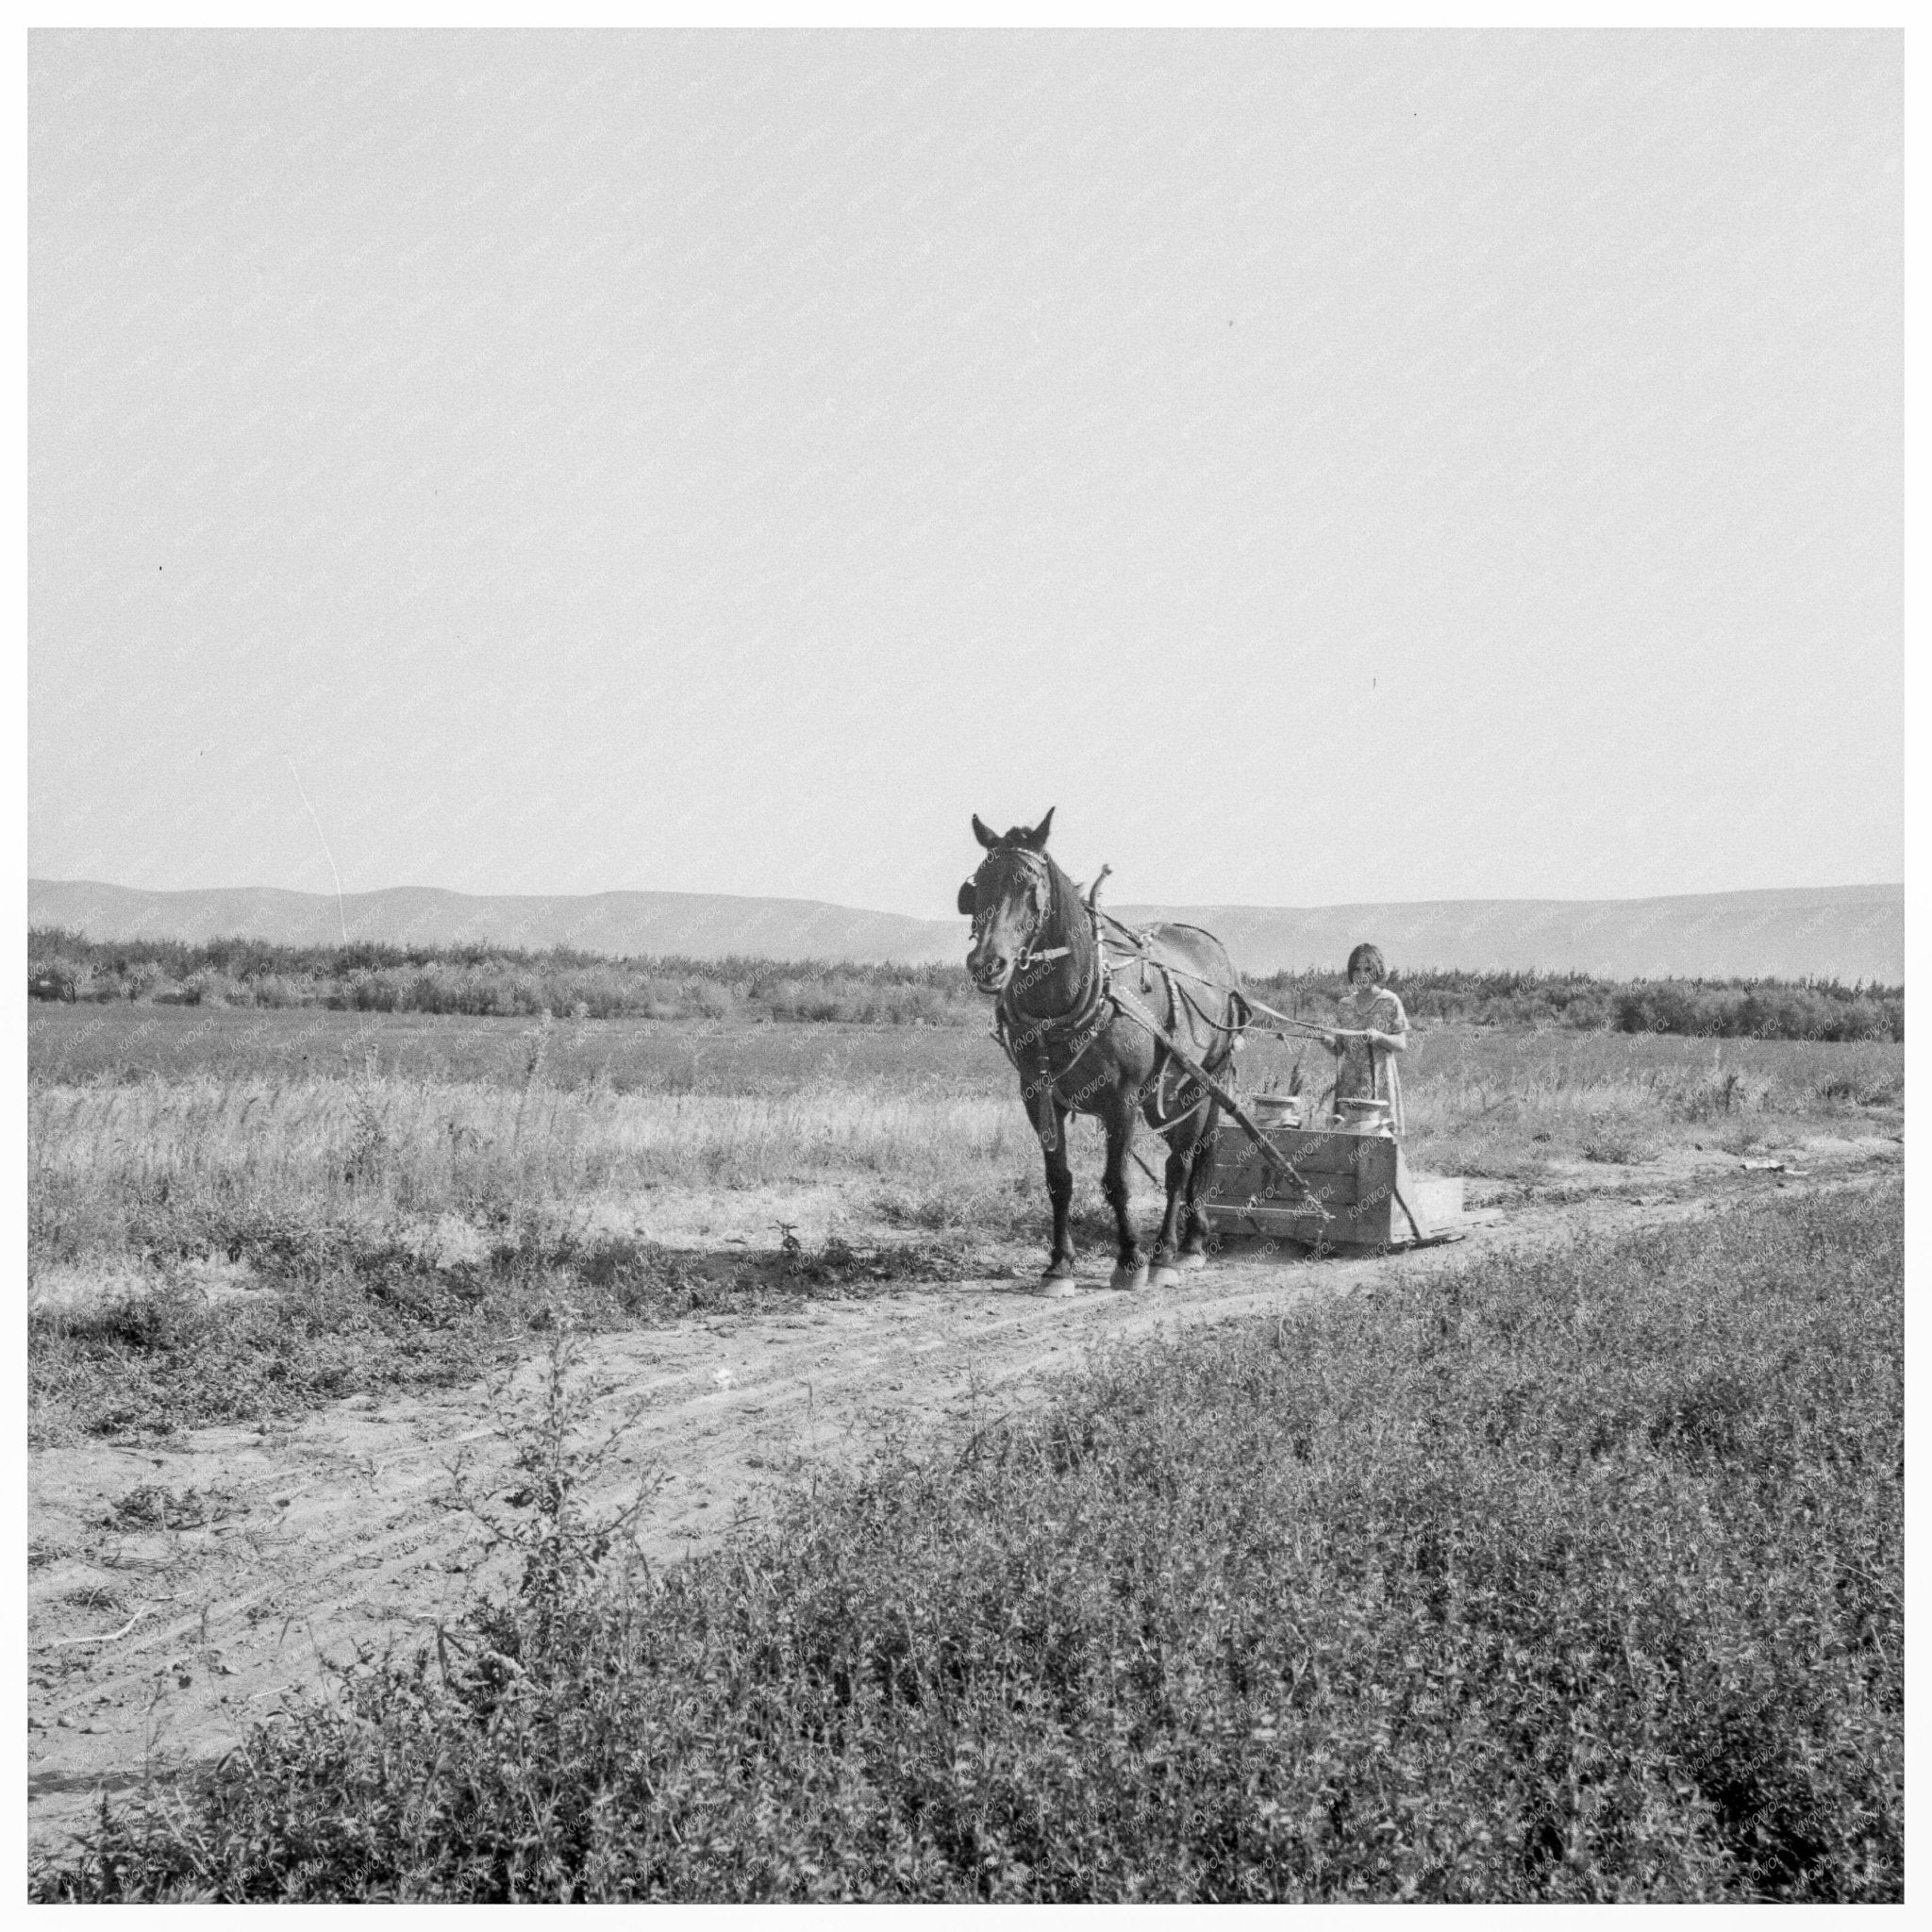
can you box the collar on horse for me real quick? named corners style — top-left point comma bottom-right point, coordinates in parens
top-left (985, 847), bottom-right (1251, 1041)
top-left (973, 843), bottom-right (1327, 1215)
top-left (974, 846), bottom-right (1108, 1063)
top-left (986, 852), bottom-right (1221, 1137)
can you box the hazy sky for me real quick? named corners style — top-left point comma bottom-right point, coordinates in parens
top-left (30, 30), bottom-right (1901, 918)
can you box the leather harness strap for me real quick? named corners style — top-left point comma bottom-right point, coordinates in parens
top-left (979, 846), bottom-right (1271, 1157)
top-left (990, 883), bottom-right (1228, 1136)
top-left (979, 848), bottom-right (1115, 1141)
top-left (974, 849), bottom-right (1328, 1222)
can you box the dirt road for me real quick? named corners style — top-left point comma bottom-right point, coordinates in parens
top-left (26, 1141), bottom-right (1900, 1857)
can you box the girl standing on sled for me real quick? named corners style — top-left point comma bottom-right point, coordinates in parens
top-left (1330, 941), bottom-right (1409, 1137)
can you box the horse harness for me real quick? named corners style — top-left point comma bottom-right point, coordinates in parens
top-left (983, 851), bottom-right (1246, 1141)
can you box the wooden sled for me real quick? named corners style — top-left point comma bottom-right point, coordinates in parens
top-left (1202, 1121), bottom-right (1481, 1252)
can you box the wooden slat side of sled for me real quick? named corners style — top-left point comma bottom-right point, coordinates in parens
top-left (1204, 1126), bottom-right (1473, 1250)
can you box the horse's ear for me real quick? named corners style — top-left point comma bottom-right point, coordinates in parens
top-left (956, 878), bottom-right (977, 916)
top-left (1022, 807), bottom-right (1055, 850)
top-left (971, 813), bottom-right (999, 851)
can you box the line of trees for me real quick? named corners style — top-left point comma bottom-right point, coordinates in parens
top-left (24, 930), bottom-right (971, 1026)
top-left (25, 928), bottom-right (1903, 1041)
top-left (1247, 967), bottom-right (1905, 1043)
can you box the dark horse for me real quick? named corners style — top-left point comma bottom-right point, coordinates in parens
top-left (958, 809), bottom-right (1250, 1294)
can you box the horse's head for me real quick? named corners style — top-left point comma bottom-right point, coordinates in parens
top-left (958, 808), bottom-right (1057, 994)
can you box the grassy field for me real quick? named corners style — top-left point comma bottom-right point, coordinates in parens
top-left (27, 1006), bottom-right (1903, 1441)
top-left (32, 1184), bottom-right (1903, 1902)
top-left (27, 1003), bottom-right (1001, 1092)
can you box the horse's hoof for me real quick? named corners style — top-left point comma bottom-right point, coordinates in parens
top-left (1109, 1262), bottom-right (1149, 1292)
top-left (1175, 1249), bottom-right (1209, 1274)
top-left (1147, 1263), bottom-right (1182, 1290)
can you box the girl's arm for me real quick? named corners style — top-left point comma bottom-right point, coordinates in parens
top-left (1375, 996), bottom-right (1409, 1054)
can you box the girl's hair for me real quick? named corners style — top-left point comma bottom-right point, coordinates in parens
top-left (1346, 942), bottom-right (1386, 983)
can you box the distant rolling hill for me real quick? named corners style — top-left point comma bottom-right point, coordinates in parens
top-left (26, 881), bottom-right (958, 968)
top-left (27, 878), bottom-right (1904, 985)
top-left (1107, 885), bottom-right (1904, 987)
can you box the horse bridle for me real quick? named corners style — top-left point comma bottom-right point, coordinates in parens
top-left (971, 845), bottom-right (1117, 1074)
top-left (974, 846), bottom-right (1257, 1141)
top-left (970, 846), bottom-right (1068, 970)
top-left (975, 844), bottom-right (1247, 1032)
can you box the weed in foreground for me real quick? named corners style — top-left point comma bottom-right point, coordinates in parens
top-left (34, 1184), bottom-right (1902, 1903)
top-left (1580, 1131), bottom-right (1658, 1165)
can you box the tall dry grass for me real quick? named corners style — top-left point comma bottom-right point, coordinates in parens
top-left (28, 1074), bottom-right (1037, 1275)
top-left (1389, 1030), bottom-right (1904, 1176)
top-left (29, 1022), bottom-right (1903, 1279)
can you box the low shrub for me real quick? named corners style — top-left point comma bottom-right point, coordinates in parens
top-left (28, 1219), bottom-right (989, 1441)
top-left (1611, 981), bottom-right (1901, 1043)
top-left (30, 929), bottom-right (1903, 1040)
top-left (1254, 967), bottom-right (1900, 1042)
top-left (36, 1186), bottom-right (1902, 1901)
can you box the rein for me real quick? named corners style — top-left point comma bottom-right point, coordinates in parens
top-left (968, 835), bottom-right (1333, 1224)
top-left (978, 848), bottom-right (1238, 1133)
top-left (981, 848), bottom-right (1110, 1060)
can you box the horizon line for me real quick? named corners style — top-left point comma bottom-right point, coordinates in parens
top-left (27, 874), bottom-right (1906, 920)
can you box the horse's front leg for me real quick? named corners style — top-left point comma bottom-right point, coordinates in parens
top-left (1031, 1094), bottom-right (1078, 1295)
top-left (1101, 1091), bottom-right (1147, 1291)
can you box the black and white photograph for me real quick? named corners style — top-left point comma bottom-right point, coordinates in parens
top-left (25, 24), bottom-right (1904, 1901)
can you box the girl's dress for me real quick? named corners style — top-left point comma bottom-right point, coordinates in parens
top-left (1333, 987), bottom-right (1408, 1135)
